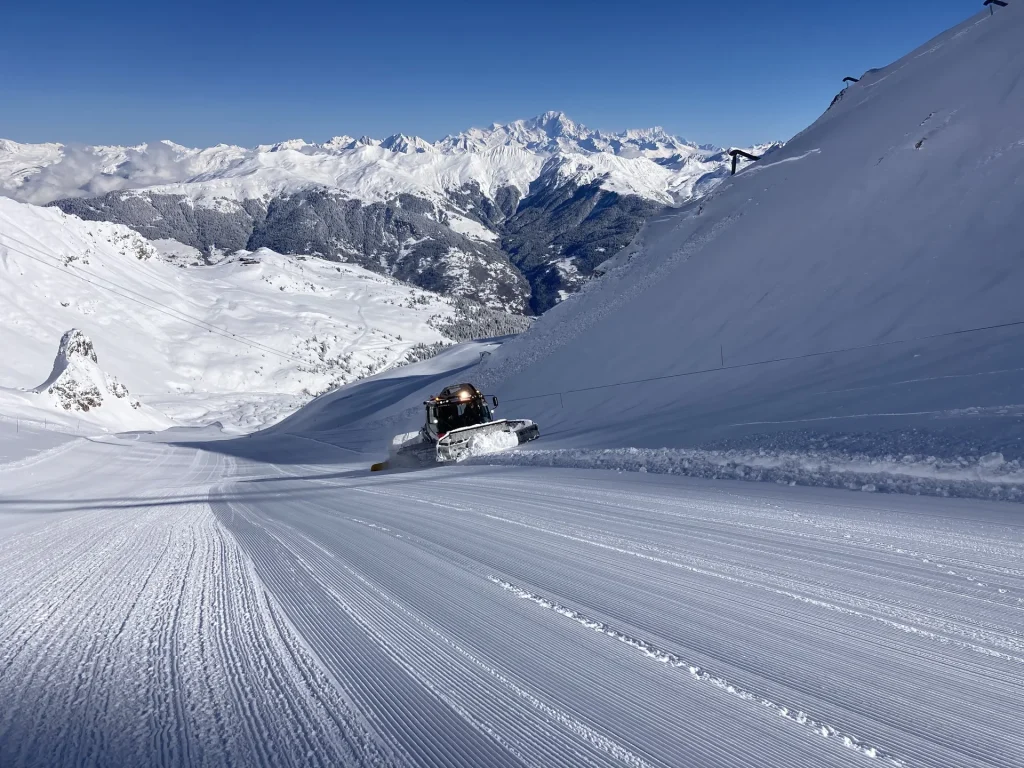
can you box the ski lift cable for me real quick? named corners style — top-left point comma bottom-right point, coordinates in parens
top-left (11, 243), bottom-right (309, 365)
top-left (1, 228), bottom-right (313, 364)
top-left (0, 236), bottom-right (312, 366)
top-left (503, 318), bottom-right (1024, 404)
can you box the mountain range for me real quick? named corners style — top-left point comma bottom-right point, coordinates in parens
top-left (0, 112), bottom-right (776, 313)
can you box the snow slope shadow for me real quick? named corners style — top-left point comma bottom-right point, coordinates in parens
top-left (172, 359), bottom-right (479, 465)
top-left (0, 483), bottom-right (364, 515)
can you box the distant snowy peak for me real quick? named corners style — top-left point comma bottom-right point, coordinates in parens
top-left (0, 139), bottom-right (64, 189)
top-left (0, 139), bottom-right (251, 203)
top-left (469, 111), bottom-right (594, 150)
top-left (256, 138), bottom-right (310, 153)
top-left (437, 110), bottom-right (713, 160)
top-left (321, 135), bottom-right (357, 151)
top-left (0, 114), bottom-right (777, 314)
top-left (216, 113), bottom-right (701, 161)
top-left (0, 112), bottom-right (768, 208)
top-left (379, 134), bottom-right (436, 154)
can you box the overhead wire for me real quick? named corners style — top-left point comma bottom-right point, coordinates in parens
top-left (0, 231), bottom-right (312, 366)
top-left (503, 320), bottom-right (1024, 404)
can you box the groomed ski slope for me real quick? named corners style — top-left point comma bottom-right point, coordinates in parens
top-left (0, 436), bottom-right (394, 767)
top-left (1, 428), bottom-right (1022, 767)
top-left (3, 7), bottom-right (1024, 768)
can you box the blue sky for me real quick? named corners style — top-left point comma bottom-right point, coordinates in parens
top-left (1, 0), bottom-right (976, 148)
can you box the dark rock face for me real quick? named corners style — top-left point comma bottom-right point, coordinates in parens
top-left (502, 179), bottom-right (663, 313)
top-left (50, 179), bottom-right (662, 315)
top-left (58, 328), bottom-right (98, 364)
top-left (53, 189), bottom-right (529, 312)
top-left (55, 194), bottom-right (262, 256)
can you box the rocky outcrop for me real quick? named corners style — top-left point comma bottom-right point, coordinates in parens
top-left (34, 329), bottom-right (141, 413)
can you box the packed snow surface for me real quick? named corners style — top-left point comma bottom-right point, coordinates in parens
top-left (1, 423), bottom-right (1021, 767)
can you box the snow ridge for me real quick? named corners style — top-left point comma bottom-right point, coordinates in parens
top-left (490, 577), bottom-right (905, 766)
top-left (474, 444), bottom-right (1024, 503)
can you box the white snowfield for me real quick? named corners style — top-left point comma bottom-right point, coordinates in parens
top-left (0, 197), bottom-right (457, 432)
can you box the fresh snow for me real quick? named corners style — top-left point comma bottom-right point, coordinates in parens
top-left (472, 6), bottom-right (1024, 485)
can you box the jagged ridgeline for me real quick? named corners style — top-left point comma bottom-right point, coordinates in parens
top-left (3, 113), bottom-right (776, 315)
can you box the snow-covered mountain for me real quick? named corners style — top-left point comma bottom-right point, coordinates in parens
top-left (4, 13), bottom-right (1024, 768)
top-left (0, 196), bottom-right (526, 433)
top-left (437, 111), bottom-right (717, 159)
top-left (0, 114), bottom-right (775, 313)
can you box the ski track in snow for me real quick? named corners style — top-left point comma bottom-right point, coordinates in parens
top-left (0, 441), bottom-right (389, 768)
top-left (0, 433), bottom-right (84, 472)
top-left (2, 440), bottom-right (1024, 767)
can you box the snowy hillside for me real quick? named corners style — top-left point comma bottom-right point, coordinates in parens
top-left (0, 196), bottom-right (512, 432)
top-left (464, 6), bottom-right (1024, 490)
top-left (0, 114), bottom-right (774, 313)
top-left (265, 7), bottom-right (1024, 501)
